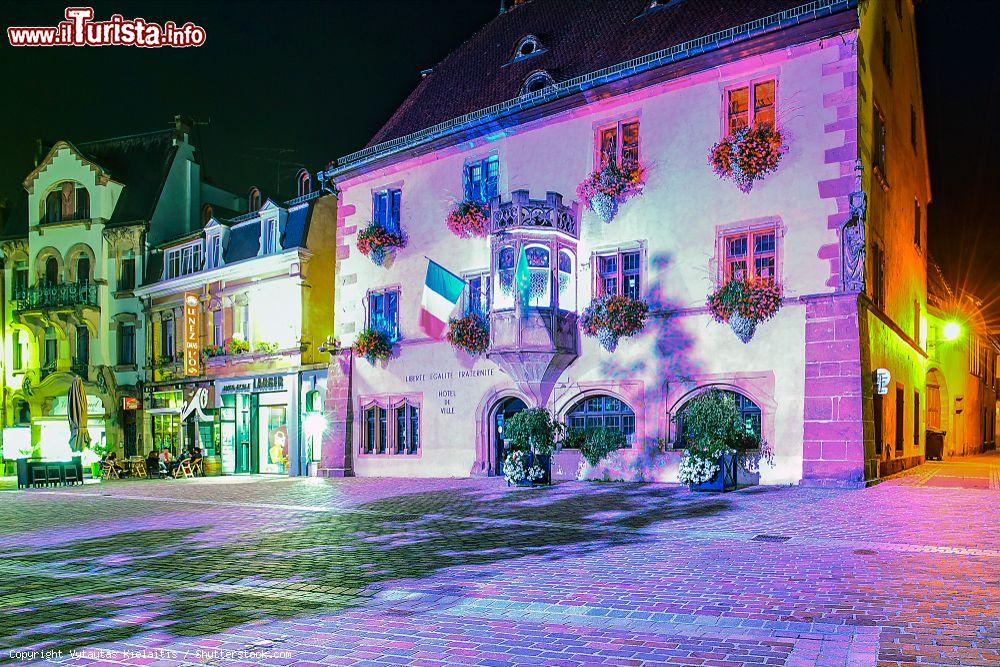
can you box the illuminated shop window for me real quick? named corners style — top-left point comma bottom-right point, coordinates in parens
top-left (726, 79), bottom-right (775, 134)
top-left (722, 228), bottom-right (777, 283)
top-left (565, 395), bottom-right (635, 445)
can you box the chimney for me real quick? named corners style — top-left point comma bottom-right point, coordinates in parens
top-left (174, 115), bottom-right (194, 143)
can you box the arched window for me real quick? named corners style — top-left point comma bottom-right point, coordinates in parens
top-left (45, 191), bottom-right (61, 223)
top-left (75, 188), bottom-right (90, 219)
top-left (524, 244), bottom-right (550, 308)
top-left (248, 187), bottom-right (262, 212)
top-left (45, 256), bottom-right (59, 285)
top-left (674, 389), bottom-right (762, 447)
top-left (362, 404), bottom-right (387, 454)
top-left (201, 204), bottom-right (214, 226)
top-left (77, 256), bottom-right (91, 285)
top-left (522, 70), bottom-right (555, 95)
top-left (296, 170), bottom-right (312, 197)
top-left (565, 395), bottom-right (635, 444)
top-left (558, 248), bottom-right (576, 312)
top-left (15, 400), bottom-right (30, 425)
top-left (393, 401), bottom-right (420, 455)
top-left (494, 245), bottom-right (516, 310)
top-left (513, 35), bottom-right (542, 60)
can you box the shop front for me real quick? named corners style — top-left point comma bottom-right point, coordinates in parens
top-left (216, 372), bottom-right (299, 475)
top-left (145, 382), bottom-right (218, 461)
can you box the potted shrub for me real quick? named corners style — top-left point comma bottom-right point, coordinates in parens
top-left (446, 313), bottom-right (490, 355)
top-left (709, 122), bottom-right (786, 193)
top-left (446, 200), bottom-right (490, 239)
top-left (674, 390), bottom-right (760, 492)
top-left (353, 328), bottom-right (393, 364)
top-left (566, 427), bottom-right (627, 480)
top-left (707, 278), bottom-right (783, 343)
top-left (580, 294), bottom-right (650, 352)
top-left (202, 344), bottom-right (226, 359)
top-left (577, 159), bottom-right (646, 223)
top-left (502, 408), bottom-right (562, 486)
top-left (357, 221), bottom-right (407, 266)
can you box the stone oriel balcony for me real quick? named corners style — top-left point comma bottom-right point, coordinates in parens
top-left (489, 190), bottom-right (578, 239)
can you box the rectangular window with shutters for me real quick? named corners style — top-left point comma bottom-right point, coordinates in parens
top-left (596, 119), bottom-right (639, 168)
top-left (464, 156), bottom-right (499, 203)
top-left (722, 228), bottom-right (777, 283)
top-left (373, 189), bottom-right (402, 232)
top-left (725, 79), bottom-right (776, 135)
top-left (595, 250), bottom-right (641, 299)
top-left (368, 289), bottom-right (400, 341)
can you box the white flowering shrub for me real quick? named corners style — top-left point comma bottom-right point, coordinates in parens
top-left (503, 452), bottom-right (545, 485)
top-left (677, 451), bottom-right (721, 485)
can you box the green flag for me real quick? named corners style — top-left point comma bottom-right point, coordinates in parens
top-left (515, 245), bottom-right (532, 305)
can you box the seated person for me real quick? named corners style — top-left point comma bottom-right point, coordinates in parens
top-left (102, 451), bottom-right (123, 476)
top-left (158, 448), bottom-right (176, 476)
top-left (145, 450), bottom-right (159, 474)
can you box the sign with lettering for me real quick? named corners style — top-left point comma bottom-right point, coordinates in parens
top-left (184, 292), bottom-right (201, 376)
top-left (874, 368), bottom-right (891, 395)
top-left (218, 374), bottom-right (286, 395)
top-left (122, 396), bottom-right (140, 411)
top-left (404, 368), bottom-right (496, 384)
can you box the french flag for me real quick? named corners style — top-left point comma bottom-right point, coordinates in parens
top-left (420, 258), bottom-right (466, 339)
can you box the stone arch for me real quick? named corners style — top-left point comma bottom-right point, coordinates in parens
top-left (925, 366), bottom-right (949, 444)
top-left (556, 388), bottom-right (640, 445)
top-left (65, 242), bottom-right (97, 282)
top-left (666, 380), bottom-right (777, 447)
top-left (472, 385), bottom-right (534, 476)
top-left (34, 246), bottom-right (64, 284)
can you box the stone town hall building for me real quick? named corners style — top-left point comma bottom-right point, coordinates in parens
top-left (320, 0), bottom-right (931, 487)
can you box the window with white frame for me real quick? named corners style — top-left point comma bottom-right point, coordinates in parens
top-left (725, 79), bottom-right (776, 135)
top-left (206, 234), bottom-right (223, 268)
top-left (465, 272), bottom-right (491, 317)
top-left (558, 248), bottom-right (576, 312)
top-left (261, 217), bottom-right (279, 255)
top-left (160, 317), bottom-right (175, 360)
top-left (721, 227), bottom-right (777, 283)
top-left (12, 330), bottom-right (25, 370)
top-left (464, 156), bottom-right (499, 204)
top-left (368, 289), bottom-right (400, 341)
top-left (595, 249), bottom-right (641, 299)
top-left (361, 399), bottom-right (421, 456)
top-left (524, 244), bottom-right (550, 308)
top-left (213, 309), bottom-right (224, 347)
top-left (597, 119), bottom-right (639, 168)
top-left (163, 243), bottom-right (203, 279)
top-left (234, 300), bottom-right (250, 340)
top-left (373, 189), bottom-right (401, 232)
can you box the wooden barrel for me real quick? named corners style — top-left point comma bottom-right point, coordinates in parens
top-left (202, 455), bottom-right (223, 476)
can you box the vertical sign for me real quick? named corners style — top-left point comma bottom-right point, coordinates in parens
top-left (184, 292), bottom-right (201, 376)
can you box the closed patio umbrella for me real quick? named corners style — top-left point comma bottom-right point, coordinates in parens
top-left (68, 376), bottom-right (91, 453)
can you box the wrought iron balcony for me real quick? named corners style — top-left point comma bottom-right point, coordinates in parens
top-left (489, 191), bottom-right (578, 239)
top-left (12, 282), bottom-right (99, 313)
top-left (71, 360), bottom-right (89, 381)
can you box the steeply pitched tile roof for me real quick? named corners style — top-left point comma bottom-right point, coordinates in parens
top-left (77, 130), bottom-right (178, 226)
top-left (366, 0), bottom-right (814, 148)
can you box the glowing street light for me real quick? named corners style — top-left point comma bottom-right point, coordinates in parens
top-left (942, 321), bottom-right (962, 341)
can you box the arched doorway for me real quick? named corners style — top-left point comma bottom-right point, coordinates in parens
top-left (490, 396), bottom-right (527, 475)
top-left (925, 368), bottom-right (949, 459)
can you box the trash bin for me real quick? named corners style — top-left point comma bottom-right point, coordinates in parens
top-left (925, 430), bottom-right (945, 461)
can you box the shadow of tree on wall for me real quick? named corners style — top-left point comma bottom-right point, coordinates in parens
top-left (0, 482), bottom-right (731, 660)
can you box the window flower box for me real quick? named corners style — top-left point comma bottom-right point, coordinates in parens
top-left (709, 122), bottom-right (786, 193)
top-left (580, 294), bottom-right (649, 352)
top-left (446, 200), bottom-right (490, 239)
top-left (576, 159), bottom-right (646, 223)
top-left (446, 313), bottom-right (490, 355)
top-left (707, 278), bottom-right (783, 343)
top-left (357, 221), bottom-right (407, 266)
top-left (354, 328), bottom-right (393, 363)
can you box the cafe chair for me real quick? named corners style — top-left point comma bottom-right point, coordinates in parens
top-left (173, 459), bottom-right (195, 479)
top-left (30, 464), bottom-right (48, 488)
top-left (100, 461), bottom-right (120, 480)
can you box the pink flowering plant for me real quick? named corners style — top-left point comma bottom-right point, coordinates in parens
top-left (353, 328), bottom-right (393, 363)
top-left (710, 122), bottom-right (786, 193)
top-left (707, 278), bottom-right (783, 343)
top-left (446, 313), bottom-right (490, 355)
top-left (357, 221), bottom-right (407, 266)
top-left (446, 200), bottom-right (490, 239)
top-left (580, 294), bottom-right (649, 352)
top-left (576, 159), bottom-right (646, 222)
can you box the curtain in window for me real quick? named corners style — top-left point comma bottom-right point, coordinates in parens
top-left (525, 245), bottom-right (550, 308)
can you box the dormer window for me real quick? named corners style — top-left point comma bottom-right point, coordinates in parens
top-left (248, 187), bottom-right (262, 212)
top-left (512, 35), bottom-right (542, 61)
top-left (43, 182), bottom-right (89, 223)
top-left (261, 217), bottom-right (280, 255)
top-left (296, 170), bottom-right (312, 197)
top-left (205, 233), bottom-right (223, 269)
top-left (522, 70), bottom-right (554, 95)
top-left (163, 241), bottom-right (204, 280)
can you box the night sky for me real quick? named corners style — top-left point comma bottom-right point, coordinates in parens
top-left (1, 1), bottom-right (997, 327)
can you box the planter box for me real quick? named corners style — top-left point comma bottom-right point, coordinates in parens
top-left (690, 452), bottom-right (738, 492)
top-left (509, 451), bottom-right (552, 486)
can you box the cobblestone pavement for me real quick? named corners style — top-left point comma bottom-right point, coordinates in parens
top-left (0, 453), bottom-right (997, 667)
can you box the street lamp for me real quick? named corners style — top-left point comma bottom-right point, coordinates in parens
top-left (942, 321), bottom-right (962, 341)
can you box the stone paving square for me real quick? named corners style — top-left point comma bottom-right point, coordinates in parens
top-left (0, 453), bottom-right (997, 667)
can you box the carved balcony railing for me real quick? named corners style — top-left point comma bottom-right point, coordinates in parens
top-left (487, 307), bottom-right (579, 405)
top-left (489, 191), bottom-right (578, 239)
top-left (12, 282), bottom-right (99, 313)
